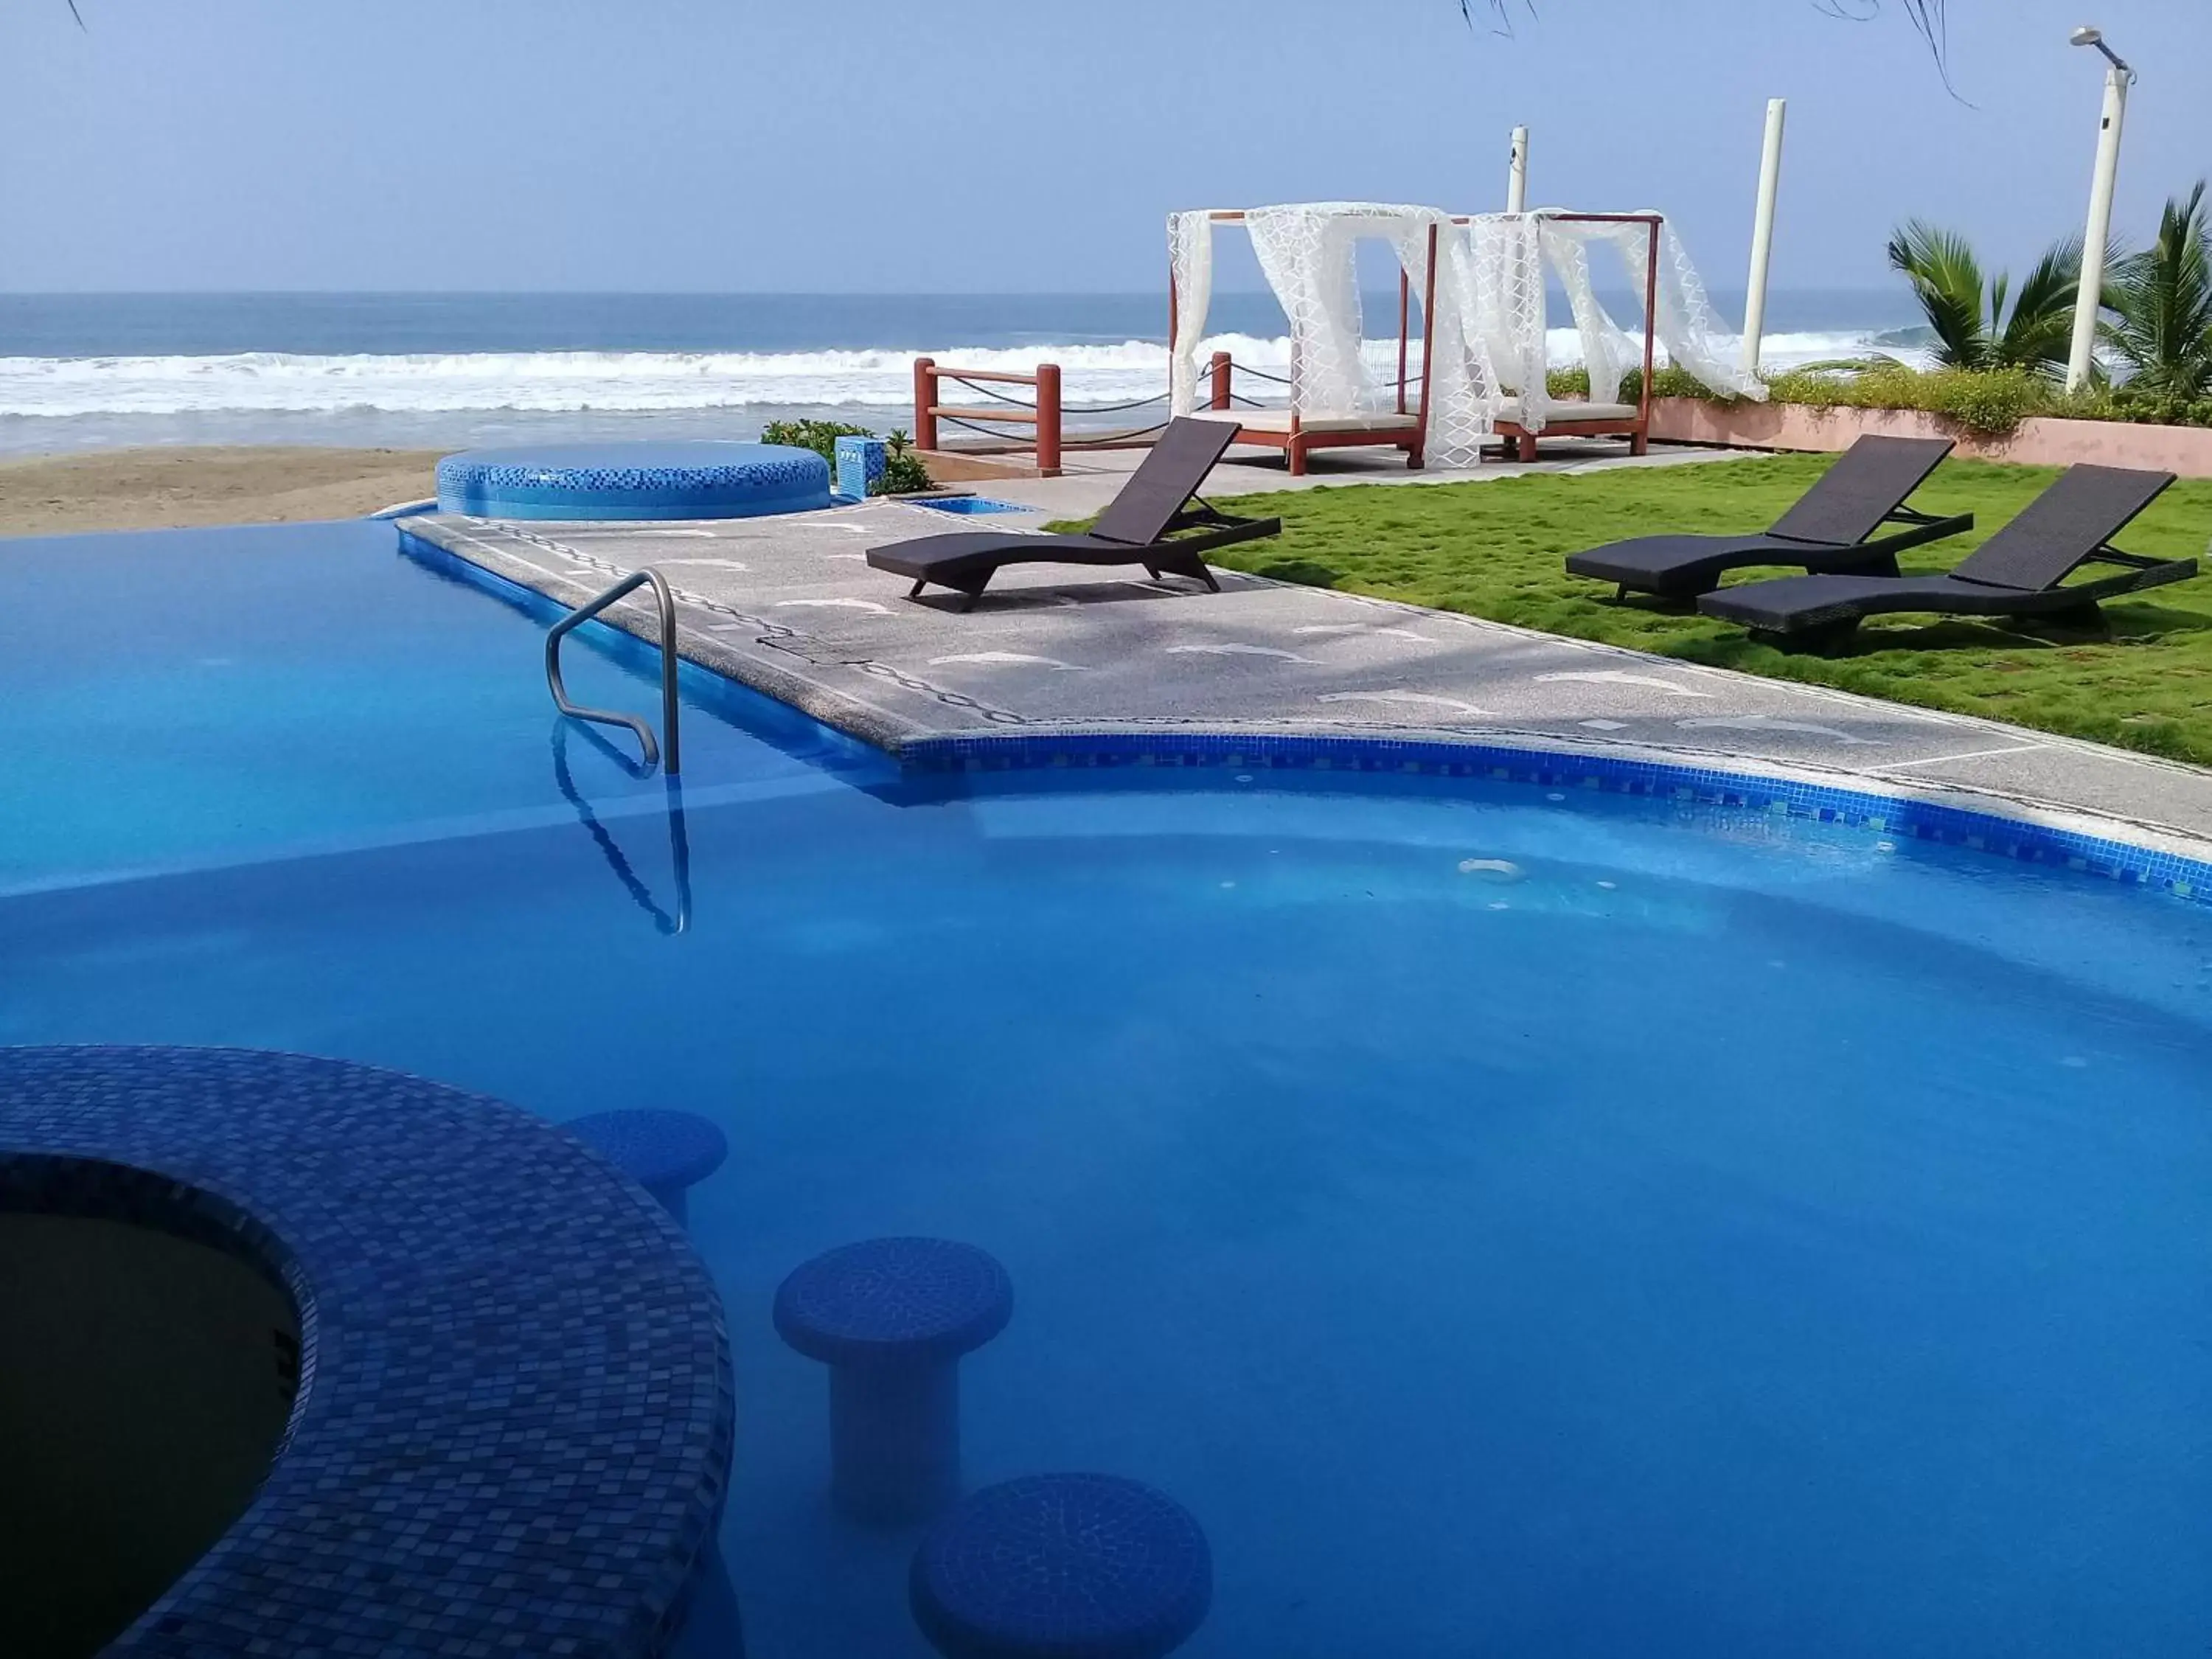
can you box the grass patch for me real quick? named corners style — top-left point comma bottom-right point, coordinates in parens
top-left (1070, 454), bottom-right (2212, 765)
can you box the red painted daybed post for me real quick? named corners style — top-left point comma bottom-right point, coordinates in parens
top-left (1634, 217), bottom-right (1660, 457)
top-left (1410, 221), bottom-right (1439, 470)
top-left (1397, 270), bottom-right (1411, 417)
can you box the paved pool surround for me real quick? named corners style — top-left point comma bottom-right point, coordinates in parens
top-left (0, 1046), bottom-right (734, 1658)
top-left (399, 473), bottom-right (2212, 880)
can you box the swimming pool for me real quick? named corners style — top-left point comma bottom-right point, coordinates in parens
top-left (910, 495), bottom-right (1034, 515)
top-left (4, 520), bottom-right (2209, 1658)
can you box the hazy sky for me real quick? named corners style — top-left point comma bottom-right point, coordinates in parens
top-left (2, 0), bottom-right (2207, 294)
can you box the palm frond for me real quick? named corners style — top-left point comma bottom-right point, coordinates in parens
top-left (1886, 220), bottom-right (1989, 369)
top-left (1994, 234), bottom-right (2087, 375)
top-left (1809, 1), bottom-right (1958, 92)
top-left (1461, 0), bottom-right (1534, 35)
top-left (2106, 181), bottom-right (2212, 398)
top-left (1465, 0), bottom-right (1951, 75)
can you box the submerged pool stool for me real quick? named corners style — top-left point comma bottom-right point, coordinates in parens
top-left (565, 1107), bottom-right (728, 1224)
top-left (773, 1237), bottom-right (1012, 1525)
top-left (911, 1474), bottom-right (1211, 1659)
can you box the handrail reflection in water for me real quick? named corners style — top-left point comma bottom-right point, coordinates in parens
top-left (550, 725), bottom-right (693, 936)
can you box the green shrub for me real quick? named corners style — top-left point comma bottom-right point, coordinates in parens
top-left (1545, 365), bottom-right (1740, 405)
top-left (1548, 359), bottom-right (2212, 436)
top-left (759, 418), bottom-right (872, 462)
top-left (759, 419), bottom-right (933, 495)
top-left (880, 429), bottom-right (933, 495)
top-left (1760, 364), bottom-right (2056, 435)
top-left (2100, 386), bottom-right (2212, 428)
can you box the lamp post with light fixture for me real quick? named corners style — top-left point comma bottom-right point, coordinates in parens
top-left (2065, 24), bottom-right (2134, 392)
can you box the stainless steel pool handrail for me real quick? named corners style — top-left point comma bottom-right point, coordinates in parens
top-left (546, 568), bottom-right (682, 776)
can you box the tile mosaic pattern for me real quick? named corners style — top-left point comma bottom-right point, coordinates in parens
top-left (910, 1474), bottom-right (1212, 1659)
top-left (437, 444), bottom-right (830, 521)
top-left (834, 435), bottom-right (888, 504)
top-left (900, 729), bottom-right (2212, 906)
top-left (0, 1046), bottom-right (734, 1659)
top-left (774, 1237), bottom-right (1014, 1367)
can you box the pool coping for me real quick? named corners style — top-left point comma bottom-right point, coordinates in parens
top-left (397, 518), bottom-right (2212, 905)
top-left (0, 1046), bottom-right (735, 1659)
top-left (901, 726), bottom-right (2212, 902)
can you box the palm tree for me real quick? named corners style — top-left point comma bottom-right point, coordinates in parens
top-left (2103, 181), bottom-right (2212, 399)
top-left (1884, 220), bottom-right (2087, 377)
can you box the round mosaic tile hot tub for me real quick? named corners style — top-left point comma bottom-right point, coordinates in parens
top-left (436, 440), bottom-right (832, 521)
top-left (0, 1046), bottom-right (734, 1658)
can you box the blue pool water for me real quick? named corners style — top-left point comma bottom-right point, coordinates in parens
top-left (912, 496), bottom-right (1033, 515)
top-left (4, 522), bottom-right (2210, 1658)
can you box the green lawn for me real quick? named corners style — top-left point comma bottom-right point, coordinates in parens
top-left (1184, 456), bottom-right (2212, 766)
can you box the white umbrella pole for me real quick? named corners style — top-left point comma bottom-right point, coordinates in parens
top-left (1741, 97), bottom-right (1787, 377)
top-left (2065, 64), bottom-right (2129, 392)
top-left (1506, 126), bottom-right (1528, 214)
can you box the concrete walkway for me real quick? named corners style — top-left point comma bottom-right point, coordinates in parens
top-left (403, 459), bottom-right (2212, 859)
top-left (936, 432), bottom-right (1752, 518)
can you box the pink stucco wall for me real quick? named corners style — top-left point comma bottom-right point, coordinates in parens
top-left (1649, 398), bottom-right (2212, 478)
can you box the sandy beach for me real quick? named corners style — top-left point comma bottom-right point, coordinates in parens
top-left (0, 447), bottom-right (442, 538)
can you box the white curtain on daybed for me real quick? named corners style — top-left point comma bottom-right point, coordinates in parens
top-left (1168, 202), bottom-right (1761, 454)
top-left (1169, 202), bottom-right (1504, 469)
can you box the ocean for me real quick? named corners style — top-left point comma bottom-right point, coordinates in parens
top-left (0, 291), bottom-right (1930, 458)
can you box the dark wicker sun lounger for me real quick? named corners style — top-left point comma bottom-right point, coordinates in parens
top-left (1565, 434), bottom-right (1970, 599)
top-left (867, 418), bottom-right (1281, 609)
top-left (1698, 463), bottom-right (2193, 647)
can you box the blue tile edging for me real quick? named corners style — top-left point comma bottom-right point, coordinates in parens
top-left (898, 729), bottom-right (2212, 905)
top-left (0, 1046), bottom-right (735, 1659)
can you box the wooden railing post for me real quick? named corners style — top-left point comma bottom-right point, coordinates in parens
top-left (1209, 351), bottom-right (1232, 411)
top-left (914, 357), bottom-right (937, 451)
top-left (1034, 362), bottom-right (1062, 476)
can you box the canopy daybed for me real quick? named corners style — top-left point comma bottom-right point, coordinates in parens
top-left (1167, 204), bottom-right (1764, 473)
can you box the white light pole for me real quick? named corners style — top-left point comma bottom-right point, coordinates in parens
top-left (1506, 125), bottom-right (1529, 214)
top-left (1741, 97), bottom-right (1787, 378)
top-left (2065, 25), bottom-right (2132, 393)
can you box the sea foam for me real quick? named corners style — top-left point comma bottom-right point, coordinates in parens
top-left (0, 330), bottom-right (1903, 419)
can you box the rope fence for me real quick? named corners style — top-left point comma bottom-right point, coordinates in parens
top-left (913, 351), bottom-right (1303, 472)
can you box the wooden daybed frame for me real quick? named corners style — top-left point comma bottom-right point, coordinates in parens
top-left (1174, 210), bottom-right (1663, 471)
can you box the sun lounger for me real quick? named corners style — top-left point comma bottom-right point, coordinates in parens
top-left (868, 419), bottom-right (1281, 609)
top-left (1564, 435), bottom-right (1969, 599)
top-left (1697, 463), bottom-right (2193, 647)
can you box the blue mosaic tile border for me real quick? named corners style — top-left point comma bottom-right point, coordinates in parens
top-left (0, 1046), bottom-right (735, 1659)
top-left (900, 729), bottom-right (2212, 905)
top-left (436, 442), bottom-right (830, 522)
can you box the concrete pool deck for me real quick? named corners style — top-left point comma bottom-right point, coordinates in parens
top-left (401, 445), bottom-right (2212, 860)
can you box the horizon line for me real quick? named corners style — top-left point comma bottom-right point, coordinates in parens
top-left (0, 284), bottom-right (1907, 300)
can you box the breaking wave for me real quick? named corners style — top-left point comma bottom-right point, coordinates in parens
top-left (0, 330), bottom-right (1908, 420)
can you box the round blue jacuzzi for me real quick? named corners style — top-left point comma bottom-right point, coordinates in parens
top-left (435, 440), bottom-right (832, 521)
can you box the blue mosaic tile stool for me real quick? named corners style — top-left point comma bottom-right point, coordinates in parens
top-left (566, 1107), bottom-right (728, 1224)
top-left (835, 434), bottom-right (887, 501)
top-left (910, 1474), bottom-right (1211, 1659)
top-left (773, 1237), bottom-right (1012, 1525)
